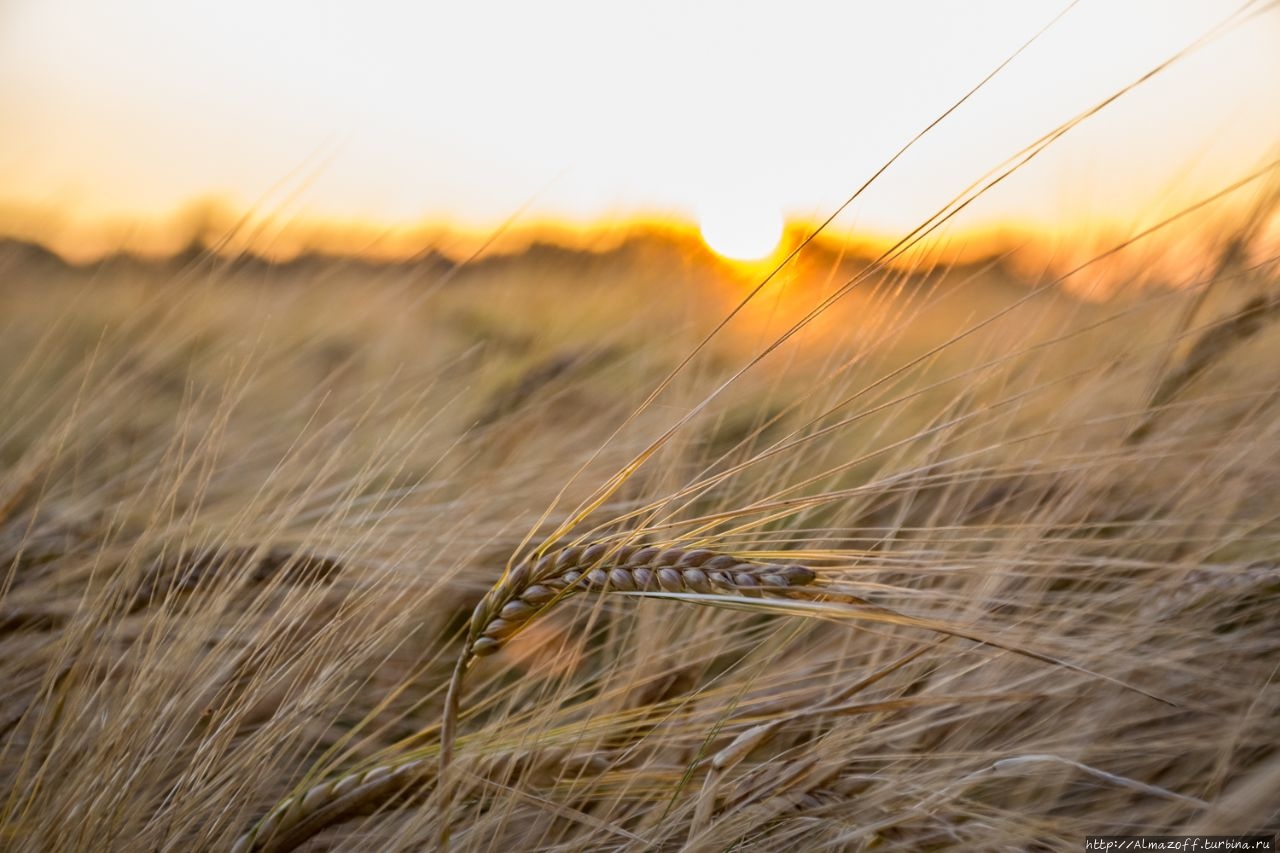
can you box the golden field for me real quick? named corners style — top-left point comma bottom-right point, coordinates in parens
top-left (1, 216), bottom-right (1277, 850)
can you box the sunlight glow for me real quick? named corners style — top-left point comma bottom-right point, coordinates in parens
top-left (0, 0), bottom-right (1277, 258)
top-left (697, 199), bottom-right (784, 262)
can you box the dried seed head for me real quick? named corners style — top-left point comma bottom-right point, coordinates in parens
top-left (253, 812), bottom-right (281, 847)
top-left (469, 605), bottom-right (493, 636)
top-left (499, 599), bottom-right (537, 621)
top-left (581, 542), bottom-right (611, 565)
top-left (654, 548), bottom-right (683, 566)
top-left (234, 757), bottom-right (437, 853)
top-left (631, 546), bottom-right (661, 564)
top-left (520, 584), bottom-right (556, 605)
top-left (677, 548), bottom-right (716, 568)
top-left (555, 546), bottom-right (584, 569)
top-left (463, 546), bottom-right (819, 674)
top-left (608, 567), bottom-right (636, 591)
top-left (482, 618), bottom-right (519, 640)
top-left (300, 784), bottom-right (329, 814)
top-left (683, 568), bottom-right (711, 594)
top-left (436, 544), bottom-right (822, 849)
top-left (712, 721), bottom-right (781, 770)
top-left (333, 773), bottom-right (361, 798)
top-left (704, 554), bottom-right (741, 572)
top-left (780, 564), bottom-right (816, 585)
top-left (657, 567), bottom-right (684, 592)
top-left (504, 562), bottom-right (530, 589)
top-left (733, 570), bottom-right (763, 597)
top-left (393, 759), bottom-right (425, 779)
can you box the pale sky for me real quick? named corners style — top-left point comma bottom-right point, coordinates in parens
top-left (1, 0), bottom-right (1278, 254)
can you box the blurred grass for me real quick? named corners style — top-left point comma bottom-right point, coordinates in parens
top-left (1, 229), bottom-right (1278, 850)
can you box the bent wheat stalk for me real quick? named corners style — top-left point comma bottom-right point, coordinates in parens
top-left (231, 759), bottom-right (433, 853)
top-left (437, 542), bottom-right (819, 843)
top-left (443, 543), bottom-right (817, 762)
top-left (1127, 292), bottom-right (1280, 443)
top-left (231, 746), bottom-right (615, 853)
top-left (235, 544), bottom-right (818, 853)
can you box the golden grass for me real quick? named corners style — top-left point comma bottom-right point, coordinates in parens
top-left (3, 33), bottom-right (1279, 841)
top-left (1, 215), bottom-right (1276, 850)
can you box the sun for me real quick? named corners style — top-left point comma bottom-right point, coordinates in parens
top-left (696, 198), bottom-right (784, 262)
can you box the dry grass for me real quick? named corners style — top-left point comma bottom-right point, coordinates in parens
top-left (1126, 291), bottom-right (1280, 443)
top-left (1, 213), bottom-right (1277, 851)
top-left (3, 40), bottom-right (1280, 844)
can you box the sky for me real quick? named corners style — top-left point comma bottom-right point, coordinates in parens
top-left (0, 0), bottom-right (1278, 258)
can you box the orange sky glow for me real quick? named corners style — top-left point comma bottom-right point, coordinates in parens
top-left (1, 0), bottom-right (1278, 262)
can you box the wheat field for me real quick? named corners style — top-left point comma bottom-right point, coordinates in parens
top-left (3, 7), bottom-right (1280, 843)
top-left (1, 188), bottom-right (1278, 853)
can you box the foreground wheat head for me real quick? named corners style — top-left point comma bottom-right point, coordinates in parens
top-left (463, 543), bottom-right (817, 659)
top-left (231, 543), bottom-right (818, 852)
top-left (436, 543), bottom-right (818, 844)
top-left (442, 543), bottom-right (818, 771)
top-left (230, 759), bottom-right (433, 853)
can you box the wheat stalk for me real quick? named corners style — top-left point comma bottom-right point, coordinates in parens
top-left (466, 544), bottom-right (815, 658)
top-left (442, 543), bottom-right (817, 762)
top-left (131, 544), bottom-right (344, 610)
top-left (1127, 293), bottom-right (1280, 443)
top-left (232, 745), bottom-right (619, 853)
top-left (231, 759), bottom-right (432, 853)
top-left (436, 542), bottom-right (818, 843)
top-left (231, 544), bottom-right (816, 853)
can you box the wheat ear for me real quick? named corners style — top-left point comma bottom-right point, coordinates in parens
top-left (437, 543), bottom-right (818, 844)
top-left (230, 759), bottom-right (432, 853)
top-left (233, 746), bottom-right (618, 853)
top-left (1127, 293), bottom-right (1280, 443)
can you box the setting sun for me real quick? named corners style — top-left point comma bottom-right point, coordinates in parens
top-left (697, 199), bottom-right (785, 262)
